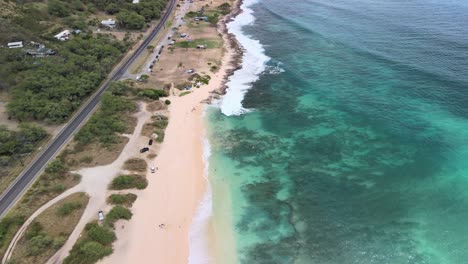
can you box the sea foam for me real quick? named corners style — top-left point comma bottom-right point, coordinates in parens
top-left (188, 136), bottom-right (213, 264)
top-left (220, 0), bottom-right (270, 116)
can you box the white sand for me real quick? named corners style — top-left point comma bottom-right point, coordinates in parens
top-left (100, 45), bottom-right (234, 264)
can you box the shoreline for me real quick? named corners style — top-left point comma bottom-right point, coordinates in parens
top-left (100, 1), bottom-right (244, 263)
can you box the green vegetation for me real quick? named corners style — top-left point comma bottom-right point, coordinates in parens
top-left (117, 11), bottom-right (146, 30)
top-left (64, 240), bottom-right (112, 264)
top-left (75, 92), bottom-right (136, 147)
top-left (218, 3), bottom-right (232, 15)
top-left (174, 38), bottom-right (221, 49)
top-left (0, 123), bottom-right (47, 176)
top-left (64, 205), bottom-right (133, 264)
top-left (56, 201), bottom-right (83, 216)
top-left (3, 36), bottom-right (127, 123)
top-left (8, 193), bottom-right (88, 263)
top-left (0, 156), bottom-right (80, 257)
top-left (63, 222), bottom-right (114, 264)
top-left (48, 0), bottom-right (70, 17)
top-left (123, 158), bottom-right (147, 172)
top-left (89, 0), bottom-right (169, 29)
top-left (109, 174), bottom-right (148, 190)
top-left (104, 206), bottom-right (132, 227)
top-left (87, 224), bottom-right (116, 245)
top-left (179, 91), bottom-right (191, 97)
top-left (165, 99), bottom-right (171, 105)
top-left (191, 73), bottom-right (212, 86)
top-left (137, 88), bottom-right (168, 100)
top-left (145, 114), bottom-right (169, 143)
top-left (0, 215), bottom-right (25, 249)
top-left (107, 193), bottom-right (137, 207)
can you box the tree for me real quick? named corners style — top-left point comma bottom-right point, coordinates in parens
top-left (48, 0), bottom-right (70, 17)
top-left (117, 11), bottom-right (146, 30)
top-left (105, 3), bottom-right (120, 15)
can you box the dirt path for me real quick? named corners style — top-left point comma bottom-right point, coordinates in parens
top-left (2, 103), bottom-right (153, 264)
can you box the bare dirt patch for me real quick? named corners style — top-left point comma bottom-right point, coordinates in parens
top-left (62, 137), bottom-right (130, 171)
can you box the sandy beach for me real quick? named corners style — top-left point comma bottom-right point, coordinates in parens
top-left (101, 27), bottom-right (238, 264)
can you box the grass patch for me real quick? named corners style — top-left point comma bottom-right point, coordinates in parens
top-left (109, 175), bottom-right (148, 190)
top-left (56, 201), bottom-right (83, 217)
top-left (174, 38), bottom-right (221, 49)
top-left (8, 193), bottom-right (89, 264)
top-left (122, 158), bottom-right (147, 173)
top-left (179, 91), bottom-right (192, 97)
top-left (107, 194), bottom-right (137, 207)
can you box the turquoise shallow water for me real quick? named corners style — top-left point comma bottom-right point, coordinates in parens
top-left (207, 0), bottom-right (468, 263)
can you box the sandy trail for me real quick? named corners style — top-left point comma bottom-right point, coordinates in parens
top-left (2, 105), bottom-right (152, 264)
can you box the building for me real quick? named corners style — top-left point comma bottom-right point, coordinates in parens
top-left (26, 44), bottom-right (55, 57)
top-left (132, 0), bottom-right (140, 3)
top-left (101, 19), bottom-right (116, 28)
top-left (54, 30), bottom-right (71, 41)
top-left (7, 41), bottom-right (23, 49)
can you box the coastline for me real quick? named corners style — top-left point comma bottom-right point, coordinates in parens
top-left (100, 1), bottom-right (244, 263)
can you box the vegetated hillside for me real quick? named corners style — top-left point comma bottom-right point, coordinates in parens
top-left (0, 0), bottom-right (167, 182)
top-left (0, 0), bottom-right (169, 123)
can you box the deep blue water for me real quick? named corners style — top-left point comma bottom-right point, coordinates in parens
top-left (207, 0), bottom-right (468, 263)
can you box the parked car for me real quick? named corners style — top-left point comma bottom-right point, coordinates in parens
top-left (140, 147), bottom-right (149, 153)
top-left (149, 139), bottom-right (153, 145)
top-left (151, 167), bottom-right (156, 173)
top-left (98, 211), bottom-right (104, 221)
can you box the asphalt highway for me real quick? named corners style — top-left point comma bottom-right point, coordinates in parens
top-left (0, 0), bottom-right (176, 218)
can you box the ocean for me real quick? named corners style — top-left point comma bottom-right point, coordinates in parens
top-left (205, 0), bottom-right (468, 263)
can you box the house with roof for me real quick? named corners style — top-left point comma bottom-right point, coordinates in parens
top-left (7, 41), bottom-right (23, 48)
top-left (55, 30), bottom-right (71, 41)
top-left (101, 19), bottom-right (116, 28)
top-left (26, 44), bottom-right (55, 57)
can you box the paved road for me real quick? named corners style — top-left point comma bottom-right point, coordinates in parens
top-left (0, 0), bottom-right (176, 218)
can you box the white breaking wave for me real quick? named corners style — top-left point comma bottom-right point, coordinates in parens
top-left (220, 0), bottom-right (270, 116)
top-left (188, 136), bottom-right (213, 264)
top-left (265, 61), bottom-right (285, 75)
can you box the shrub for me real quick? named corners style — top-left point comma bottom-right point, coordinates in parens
top-left (152, 115), bottom-right (168, 129)
top-left (87, 224), bottom-right (116, 245)
top-left (53, 236), bottom-right (66, 249)
top-left (123, 158), bottom-right (147, 172)
top-left (25, 222), bottom-right (43, 240)
top-left (80, 156), bottom-right (93, 164)
top-left (56, 201), bottom-right (83, 216)
top-left (0, 215), bottom-right (25, 248)
top-left (218, 3), bottom-right (231, 15)
top-left (137, 89), bottom-right (168, 100)
top-left (64, 241), bottom-right (113, 264)
top-left (45, 160), bottom-right (67, 175)
top-left (48, 0), bottom-right (70, 17)
top-left (165, 100), bottom-right (171, 105)
top-left (26, 235), bottom-right (53, 256)
top-left (110, 175), bottom-right (148, 190)
top-left (107, 194), bottom-right (137, 207)
top-left (104, 206), bottom-right (132, 227)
